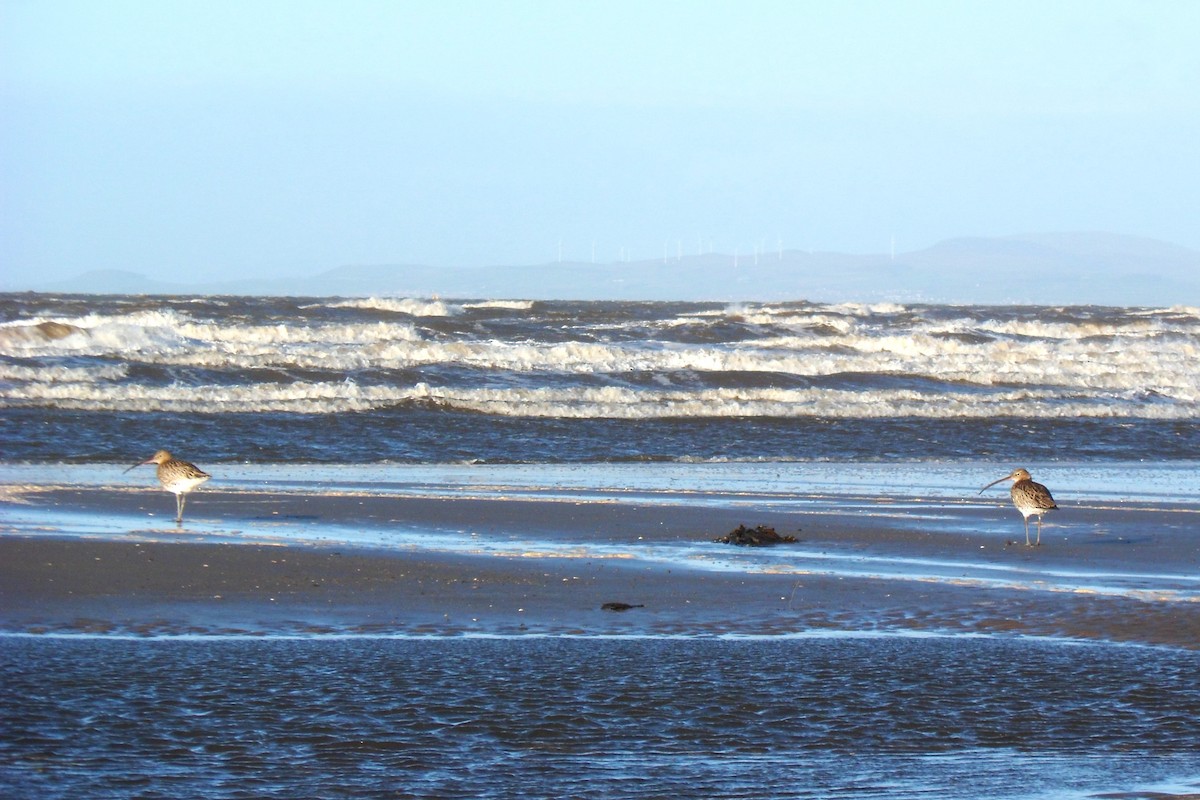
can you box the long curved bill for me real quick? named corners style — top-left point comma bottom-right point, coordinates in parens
top-left (978, 475), bottom-right (1011, 494)
top-left (123, 457), bottom-right (152, 474)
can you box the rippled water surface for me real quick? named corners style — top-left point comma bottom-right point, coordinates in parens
top-left (3, 294), bottom-right (1198, 462)
top-left (3, 636), bottom-right (1198, 799)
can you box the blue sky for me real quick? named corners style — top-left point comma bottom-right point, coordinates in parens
top-left (2, 0), bottom-right (1198, 287)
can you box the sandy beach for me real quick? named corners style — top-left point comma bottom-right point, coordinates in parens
top-left (5, 463), bottom-right (1200, 800)
top-left (2, 463), bottom-right (1198, 647)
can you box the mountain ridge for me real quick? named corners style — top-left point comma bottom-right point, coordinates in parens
top-left (19, 232), bottom-right (1200, 306)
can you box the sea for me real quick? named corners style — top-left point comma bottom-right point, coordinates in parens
top-left (1, 294), bottom-right (1197, 463)
top-left (2, 293), bottom-right (1199, 799)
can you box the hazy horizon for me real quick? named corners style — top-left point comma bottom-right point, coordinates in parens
top-left (4, 1), bottom-right (1198, 294)
top-left (7, 230), bottom-right (1195, 307)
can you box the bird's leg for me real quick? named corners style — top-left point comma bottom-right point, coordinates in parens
top-left (176, 493), bottom-right (185, 524)
top-left (1024, 517), bottom-right (1031, 547)
top-left (1035, 517), bottom-right (1042, 547)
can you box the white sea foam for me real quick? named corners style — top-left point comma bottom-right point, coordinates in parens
top-left (0, 309), bottom-right (424, 365)
top-left (319, 297), bottom-right (538, 315)
top-left (324, 297), bottom-right (460, 316)
top-left (98, 331), bottom-right (1195, 394)
top-left (462, 299), bottom-right (536, 311)
top-left (0, 363), bottom-right (128, 383)
top-left (5, 379), bottom-right (1196, 418)
top-left (3, 299), bottom-right (1197, 418)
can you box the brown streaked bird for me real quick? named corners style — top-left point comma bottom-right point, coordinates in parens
top-left (125, 450), bottom-right (210, 524)
top-left (979, 467), bottom-right (1058, 546)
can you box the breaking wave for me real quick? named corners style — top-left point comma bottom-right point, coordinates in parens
top-left (2, 295), bottom-right (1197, 419)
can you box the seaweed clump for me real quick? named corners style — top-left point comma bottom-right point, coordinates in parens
top-left (714, 524), bottom-right (798, 546)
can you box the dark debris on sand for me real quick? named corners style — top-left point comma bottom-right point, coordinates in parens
top-left (601, 602), bottom-right (644, 612)
top-left (714, 524), bottom-right (799, 546)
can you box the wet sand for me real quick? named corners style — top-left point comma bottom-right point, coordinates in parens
top-left (2, 473), bottom-right (1199, 647)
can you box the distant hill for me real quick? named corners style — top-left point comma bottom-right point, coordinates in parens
top-left (898, 233), bottom-right (1199, 305)
top-left (39, 269), bottom-right (191, 296)
top-left (26, 232), bottom-right (1200, 306)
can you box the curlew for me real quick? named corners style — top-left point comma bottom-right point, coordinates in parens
top-left (126, 450), bottom-right (210, 524)
top-left (979, 467), bottom-right (1058, 546)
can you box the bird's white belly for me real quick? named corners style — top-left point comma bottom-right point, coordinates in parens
top-left (163, 475), bottom-right (209, 495)
top-left (1015, 502), bottom-right (1047, 519)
